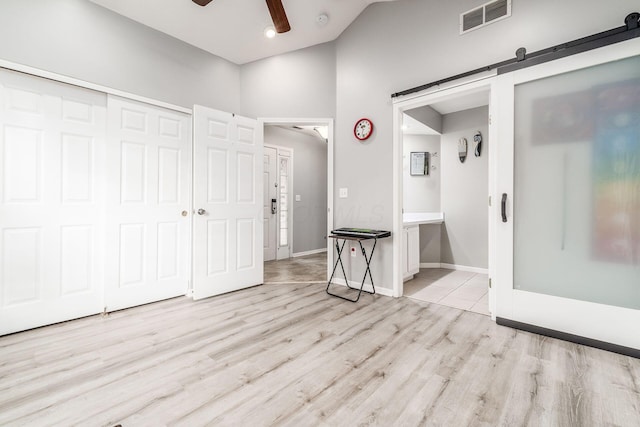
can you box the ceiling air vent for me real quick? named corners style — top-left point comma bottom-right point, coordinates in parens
top-left (460, 0), bottom-right (511, 34)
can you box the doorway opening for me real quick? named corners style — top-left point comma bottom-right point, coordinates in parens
top-left (259, 118), bottom-right (334, 284)
top-left (392, 76), bottom-right (497, 317)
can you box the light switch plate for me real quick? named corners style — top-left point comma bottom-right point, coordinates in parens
top-left (295, 194), bottom-right (301, 202)
top-left (339, 188), bottom-right (348, 198)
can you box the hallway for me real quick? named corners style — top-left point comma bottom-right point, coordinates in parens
top-left (264, 252), bottom-right (327, 283)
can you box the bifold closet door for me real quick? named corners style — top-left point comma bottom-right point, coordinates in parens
top-left (105, 96), bottom-right (191, 311)
top-left (192, 105), bottom-right (263, 299)
top-left (0, 69), bottom-right (106, 335)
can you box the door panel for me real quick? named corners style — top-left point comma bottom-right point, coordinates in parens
top-left (263, 146), bottom-right (277, 261)
top-left (0, 69), bottom-right (106, 335)
top-left (276, 149), bottom-right (292, 260)
top-left (192, 106), bottom-right (263, 299)
top-left (105, 96), bottom-right (191, 311)
top-left (496, 38), bottom-right (640, 349)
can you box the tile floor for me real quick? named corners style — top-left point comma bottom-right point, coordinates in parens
top-left (403, 268), bottom-right (490, 316)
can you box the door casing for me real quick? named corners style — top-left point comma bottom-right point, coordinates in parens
top-left (391, 74), bottom-right (498, 318)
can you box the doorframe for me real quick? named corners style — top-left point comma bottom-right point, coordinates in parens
top-left (258, 118), bottom-right (334, 281)
top-left (391, 75), bottom-right (498, 318)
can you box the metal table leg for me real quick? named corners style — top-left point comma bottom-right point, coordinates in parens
top-left (326, 237), bottom-right (377, 303)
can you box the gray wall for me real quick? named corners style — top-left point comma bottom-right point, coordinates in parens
top-left (406, 106), bottom-right (443, 134)
top-left (264, 126), bottom-right (328, 255)
top-left (0, 0), bottom-right (240, 112)
top-left (402, 133), bottom-right (442, 265)
top-left (403, 134), bottom-right (441, 213)
top-left (3, 0), bottom-right (637, 290)
top-left (440, 106), bottom-right (489, 268)
top-left (333, 0), bottom-right (637, 290)
top-left (240, 42), bottom-right (336, 119)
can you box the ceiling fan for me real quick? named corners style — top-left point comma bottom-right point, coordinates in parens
top-left (192, 0), bottom-right (291, 34)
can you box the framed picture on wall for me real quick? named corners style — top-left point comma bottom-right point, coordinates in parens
top-left (410, 152), bottom-right (429, 176)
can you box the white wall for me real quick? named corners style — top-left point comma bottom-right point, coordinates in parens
top-left (0, 0), bottom-right (240, 111)
top-left (440, 106), bottom-right (489, 269)
top-left (333, 0), bottom-right (638, 290)
top-left (264, 126), bottom-right (328, 255)
top-left (240, 42), bottom-right (336, 119)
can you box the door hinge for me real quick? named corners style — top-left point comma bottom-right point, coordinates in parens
top-left (488, 278), bottom-right (492, 289)
top-left (489, 114), bottom-right (492, 125)
top-left (488, 196), bottom-right (492, 207)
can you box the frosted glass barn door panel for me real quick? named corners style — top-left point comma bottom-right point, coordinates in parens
top-left (192, 106), bottom-right (263, 300)
top-left (105, 96), bottom-right (191, 311)
top-left (0, 69), bottom-right (106, 335)
top-left (496, 39), bottom-right (640, 350)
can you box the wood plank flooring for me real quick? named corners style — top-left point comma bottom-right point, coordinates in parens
top-left (264, 252), bottom-right (327, 283)
top-left (0, 282), bottom-right (638, 426)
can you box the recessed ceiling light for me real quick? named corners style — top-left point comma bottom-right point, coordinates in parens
top-left (264, 26), bottom-right (276, 38)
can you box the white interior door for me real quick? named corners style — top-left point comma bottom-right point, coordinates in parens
top-left (495, 38), bottom-right (640, 350)
top-left (263, 146), bottom-right (277, 261)
top-left (0, 69), bottom-right (106, 335)
top-left (192, 105), bottom-right (263, 299)
top-left (105, 96), bottom-right (191, 311)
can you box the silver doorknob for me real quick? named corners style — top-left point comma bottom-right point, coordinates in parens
top-left (197, 208), bottom-right (206, 215)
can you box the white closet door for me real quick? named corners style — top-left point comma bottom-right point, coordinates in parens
top-left (0, 69), bottom-right (106, 335)
top-left (192, 105), bottom-right (263, 299)
top-left (105, 96), bottom-right (191, 311)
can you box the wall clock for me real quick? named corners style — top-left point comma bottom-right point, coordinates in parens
top-left (354, 118), bottom-right (373, 141)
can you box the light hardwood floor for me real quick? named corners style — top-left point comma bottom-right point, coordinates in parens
top-left (1, 282), bottom-right (639, 426)
top-left (264, 252), bottom-right (327, 283)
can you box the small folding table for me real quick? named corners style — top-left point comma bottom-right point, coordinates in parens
top-left (326, 228), bottom-right (391, 303)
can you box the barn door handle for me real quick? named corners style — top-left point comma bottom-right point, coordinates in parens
top-left (501, 193), bottom-right (508, 223)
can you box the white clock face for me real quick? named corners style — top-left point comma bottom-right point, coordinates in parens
top-left (355, 119), bottom-right (372, 140)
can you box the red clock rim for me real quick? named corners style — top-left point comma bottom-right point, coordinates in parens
top-left (354, 118), bottom-right (373, 141)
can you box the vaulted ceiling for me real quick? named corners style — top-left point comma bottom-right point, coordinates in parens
top-left (89, 0), bottom-right (397, 65)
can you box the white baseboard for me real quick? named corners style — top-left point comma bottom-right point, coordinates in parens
top-left (331, 278), bottom-right (394, 297)
top-left (419, 263), bottom-right (441, 268)
top-left (420, 262), bottom-right (488, 275)
top-left (292, 248), bottom-right (327, 258)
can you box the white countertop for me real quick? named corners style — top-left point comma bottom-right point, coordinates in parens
top-left (403, 212), bottom-right (444, 226)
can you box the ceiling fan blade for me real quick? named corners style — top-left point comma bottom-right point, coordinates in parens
top-left (265, 0), bottom-right (291, 33)
top-left (192, 0), bottom-right (213, 6)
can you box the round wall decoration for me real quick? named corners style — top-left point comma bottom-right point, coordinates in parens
top-left (354, 118), bottom-right (373, 141)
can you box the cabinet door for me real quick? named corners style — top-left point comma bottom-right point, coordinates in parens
top-left (407, 225), bottom-right (420, 275)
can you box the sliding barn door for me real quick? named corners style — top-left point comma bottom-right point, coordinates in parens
top-left (105, 96), bottom-right (191, 311)
top-left (192, 106), bottom-right (263, 299)
top-left (0, 69), bottom-right (106, 335)
top-left (495, 38), bottom-right (640, 350)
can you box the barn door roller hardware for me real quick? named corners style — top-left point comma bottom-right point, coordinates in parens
top-left (392, 12), bottom-right (640, 99)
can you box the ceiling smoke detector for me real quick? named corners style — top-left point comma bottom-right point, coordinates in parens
top-left (316, 13), bottom-right (329, 26)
